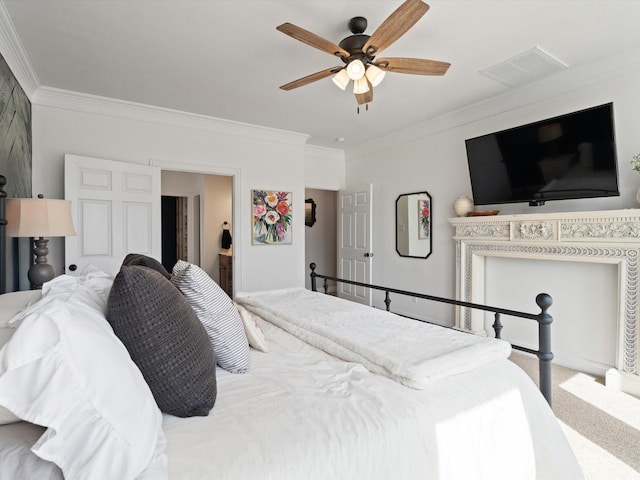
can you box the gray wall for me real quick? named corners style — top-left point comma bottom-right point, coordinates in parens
top-left (0, 52), bottom-right (31, 292)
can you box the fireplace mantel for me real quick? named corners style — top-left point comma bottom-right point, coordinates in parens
top-left (450, 209), bottom-right (640, 396)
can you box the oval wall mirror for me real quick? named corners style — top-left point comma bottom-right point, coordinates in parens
top-left (396, 191), bottom-right (432, 259)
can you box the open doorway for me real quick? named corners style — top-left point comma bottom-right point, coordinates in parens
top-left (304, 188), bottom-right (337, 292)
top-left (161, 171), bottom-right (233, 293)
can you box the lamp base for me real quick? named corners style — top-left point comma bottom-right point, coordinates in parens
top-left (28, 237), bottom-right (55, 289)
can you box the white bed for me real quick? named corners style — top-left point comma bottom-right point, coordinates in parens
top-left (0, 264), bottom-right (583, 480)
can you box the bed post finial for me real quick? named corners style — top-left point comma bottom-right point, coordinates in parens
top-left (535, 293), bottom-right (554, 406)
top-left (310, 263), bottom-right (317, 291)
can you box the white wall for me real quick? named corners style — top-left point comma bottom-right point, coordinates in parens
top-left (30, 92), bottom-right (309, 293)
top-left (344, 52), bottom-right (640, 374)
top-left (304, 145), bottom-right (345, 190)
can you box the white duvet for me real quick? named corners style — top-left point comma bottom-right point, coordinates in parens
top-left (236, 288), bottom-right (512, 389)
top-left (163, 290), bottom-right (582, 480)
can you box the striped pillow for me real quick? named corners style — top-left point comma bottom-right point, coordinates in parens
top-left (172, 261), bottom-right (250, 373)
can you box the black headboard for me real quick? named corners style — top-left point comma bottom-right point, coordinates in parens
top-left (0, 174), bottom-right (6, 294)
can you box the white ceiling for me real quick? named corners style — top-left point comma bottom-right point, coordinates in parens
top-left (4, 1), bottom-right (640, 150)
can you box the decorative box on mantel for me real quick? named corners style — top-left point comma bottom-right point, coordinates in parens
top-left (449, 209), bottom-right (640, 397)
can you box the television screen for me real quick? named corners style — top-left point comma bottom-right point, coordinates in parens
top-left (465, 103), bottom-right (619, 206)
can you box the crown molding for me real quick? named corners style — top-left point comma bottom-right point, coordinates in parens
top-left (0, 3), bottom-right (306, 147)
top-left (346, 46), bottom-right (640, 160)
top-left (32, 86), bottom-right (310, 147)
top-left (0, 1), bottom-right (40, 97)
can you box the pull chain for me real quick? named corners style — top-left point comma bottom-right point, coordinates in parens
top-left (356, 104), bottom-right (370, 114)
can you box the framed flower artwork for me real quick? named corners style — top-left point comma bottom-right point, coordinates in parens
top-left (252, 189), bottom-right (292, 245)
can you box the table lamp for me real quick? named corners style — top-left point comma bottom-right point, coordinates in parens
top-left (6, 194), bottom-right (77, 289)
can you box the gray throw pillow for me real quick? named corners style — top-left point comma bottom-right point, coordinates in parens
top-left (106, 265), bottom-right (217, 417)
top-left (122, 253), bottom-right (171, 279)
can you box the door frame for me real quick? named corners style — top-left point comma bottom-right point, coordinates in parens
top-left (150, 159), bottom-right (241, 294)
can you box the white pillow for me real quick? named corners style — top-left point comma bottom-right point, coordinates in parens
top-left (0, 273), bottom-right (165, 479)
top-left (172, 260), bottom-right (250, 373)
top-left (8, 267), bottom-right (113, 329)
top-left (236, 304), bottom-right (268, 353)
top-left (0, 290), bottom-right (41, 329)
top-left (0, 291), bottom-right (44, 425)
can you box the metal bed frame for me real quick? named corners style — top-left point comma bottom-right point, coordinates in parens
top-left (310, 262), bottom-right (554, 406)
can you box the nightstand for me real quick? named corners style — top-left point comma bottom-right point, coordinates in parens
top-left (218, 253), bottom-right (232, 297)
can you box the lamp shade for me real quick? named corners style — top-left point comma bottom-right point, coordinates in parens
top-left (365, 64), bottom-right (386, 87)
top-left (353, 77), bottom-right (370, 94)
top-left (6, 197), bottom-right (77, 238)
top-left (346, 59), bottom-right (366, 80)
top-left (332, 68), bottom-right (350, 90)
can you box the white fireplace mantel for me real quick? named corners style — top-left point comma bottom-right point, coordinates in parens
top-left (449, 209), bottom-right (640, 396)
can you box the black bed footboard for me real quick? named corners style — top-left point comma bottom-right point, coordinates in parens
top-left (309, 263), bottom-right (554, 406)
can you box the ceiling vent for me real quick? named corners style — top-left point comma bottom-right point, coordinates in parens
top-left (480, 46), bottom-right (568, 88)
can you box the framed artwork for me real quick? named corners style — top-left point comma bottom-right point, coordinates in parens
top-left (305, 198), bottom-right (316, 227)
top-left (418, 198), bottom-right (430, 239)
top-left (252, 189), bottom-right (292, 245)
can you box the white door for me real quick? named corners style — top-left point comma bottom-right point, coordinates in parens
top-left (64, 154), bottom-right (161, 276)
top-left (337, 185), bottom-right (373, 305)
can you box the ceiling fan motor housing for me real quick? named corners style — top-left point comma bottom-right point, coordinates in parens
top-left (348, 16), bottom-right (367, 34)
top-left (339, 34), bottom-right (370, 60)
top-left (339, 18), bottom-right (372, 67)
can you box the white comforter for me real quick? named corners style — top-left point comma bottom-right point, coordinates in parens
top-left (163, 290), bottom-right (582, 480)
top-left (236, 288), bottom-right (512, 389)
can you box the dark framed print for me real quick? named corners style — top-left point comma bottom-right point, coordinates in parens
top-left (305, 198), bottom-right (316, 227)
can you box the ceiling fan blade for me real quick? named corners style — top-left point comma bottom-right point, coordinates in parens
top-left (280, 67), bottom-right (344, 91)
top-left (355, 80), bottom-right (373, 105)
top-left (375, 57), bottom-right (450, 75)
top-left (277, 23), bottom-right (350, 58)
top-left (355, 89), bottom-right (373, 105)
top-left (363, 0), bottom-right (430, 56)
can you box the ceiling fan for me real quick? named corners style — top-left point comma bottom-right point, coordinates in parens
top-left (277, 0), bottom-right (450, 106)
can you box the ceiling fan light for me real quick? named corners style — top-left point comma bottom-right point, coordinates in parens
top-left (353, 77), bottom-right (370, 94)
top-left (365, 64), bottom-right (386, 87)
top-left (332, 68), bottom-right (350, 90)
top-left (346, 59), bottom-right (366, 80)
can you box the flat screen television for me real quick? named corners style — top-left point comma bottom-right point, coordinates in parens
top-left (464, 103), bottom-right (619, 206)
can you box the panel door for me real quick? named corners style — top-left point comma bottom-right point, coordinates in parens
top-left (337, 184), bottom-right (373, 305)
top-left (64, 154), bottom-right (161, 276)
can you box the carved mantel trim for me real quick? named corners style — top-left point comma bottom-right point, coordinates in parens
top-left (450, 209), bottom-right (640, 396)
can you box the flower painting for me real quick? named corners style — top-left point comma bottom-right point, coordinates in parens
top-left (418, 198), bottom-right (430, 239)
top-left (252, 189), bottom-right (292, 245)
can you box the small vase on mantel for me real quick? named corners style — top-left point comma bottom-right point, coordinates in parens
top-left (636, 187), bottom-right (640, 205)
top-left (453, 196), bottom-right (474, 217)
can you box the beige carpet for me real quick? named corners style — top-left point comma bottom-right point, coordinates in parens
top-left (510, 352), bottom-right (640, 480)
